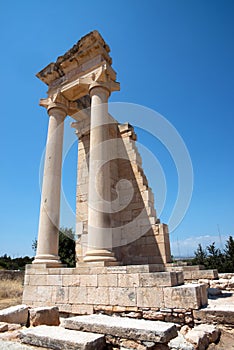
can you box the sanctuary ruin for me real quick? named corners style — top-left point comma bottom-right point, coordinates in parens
top-left (23, 31), bottom-right (214, 322)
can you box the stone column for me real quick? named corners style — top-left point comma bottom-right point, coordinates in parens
top-left (84, 83), bottom-right (116, 262)
top-left (33, 98), bottom-right (67, 266)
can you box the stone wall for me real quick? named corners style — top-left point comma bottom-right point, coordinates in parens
top-left (73, 115), bottom-right (171, 265)
top-left (23, 264), bottom-right (207, 326)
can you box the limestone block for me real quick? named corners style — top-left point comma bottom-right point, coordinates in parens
top-left (0, 322), bottom-right (8, 332)
top-left (52, 286), bottom-right (69, 303)
top-left (29, 306), bottom-right (60, 326)
top-left (168, 332), bottom-right (195, 350)
top-left (98, 274), bottom-right (118, 287)
top-left (88, 287), bottom-right (109, 305)
top-left (62, 274), bottom-right (80, 287)
top-left (62, 314), bottom-right (177, 343)
top-left (47, 274), bottom-right (63, 286)
top-left (28, 274), bottom-right (47, 286)
top-left (139, 272), bottom-right (177, 287)
top-left (137, 287), bottom-right (164, 308)
top-left (37, 286), bottom-right (53, 302)
top-left (109, 287), bottom-right (137, 307)
top-left (126, 265), bottom-right (150, 273)
top-left (71, 304), bottom-right (94, 315)
top-left (69, 286), bottom-right (88, 304)
top-left (176, 272), bottom-right (184, 285)
top-left (184, 329), bottom-right (209, 350)
top-left (164, 284), bottom-right (207, 309)
top-left (193, 307), bottom-right (234, 325)
top-left (22, 286), bottom-right (37, 304)
top-left (20, 325), bottom-right (106, 350)
top-left (80, 274), bottom-right (98, 287)
top-left (193, 324), bottom-right (220, 343)
top-left (118, 273), bottom-right (140, 287)
top-left (0, 305), bottom-right (29, 325)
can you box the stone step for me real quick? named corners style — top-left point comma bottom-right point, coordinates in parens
top-left (20, 325), bottom-right (105, 350)
top-left (193, 305), bottom-right (234, 325)
top-left (62, 314), bottom-right (177, 343)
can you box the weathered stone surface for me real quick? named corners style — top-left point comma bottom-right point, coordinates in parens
top-left (194, 324), bottom-right (220, 343)
top-left (184, 329), bottom-right (209, 350)
top-left (0, 322), bottom-right (8, 332)
top-left (0, 305), bottom-right (29, 325)
top-left (29, 306), bottom-right (60, 326)
top-left (183, 269), bottom-right (218, 281)
top-left (137, 287), bottom-right (164, 308)
top-left (168, 332), bottom-right (195, 350)
top-left (164, 284), bottom-right (207, 309)
top-left (20, 325), bottom-right (105, 350)
top-left (193, 307), bottom-right (234, 325)
top-left (0, 340), bottom-right (43, 350)
top-left (62, 314), bottom-right (177, 343)
top-left (139, 272), bottom-right (177, 287)
top-left (207, 287), bottom-right (222, 297)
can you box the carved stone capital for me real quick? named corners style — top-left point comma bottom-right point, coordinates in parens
top-left (39, 92), bottom-right (78, 116)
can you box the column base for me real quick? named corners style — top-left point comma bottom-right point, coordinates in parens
top-left (33, 254), bottom-right (62, 268)
top-left (83, 249), bottom-right (116, 263)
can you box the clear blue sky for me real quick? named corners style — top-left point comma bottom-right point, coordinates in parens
top-left (0, 0), bottom-right (233, 257)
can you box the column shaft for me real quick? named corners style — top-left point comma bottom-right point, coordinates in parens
top-left (33, 106), bottom-right (66, 266)
top-left (84, 86), bottom-right (116, 262)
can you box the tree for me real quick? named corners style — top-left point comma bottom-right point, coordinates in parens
top-left (192, 243), bottom-right (207, 266)
top-left (32, 227), bottom-right (76, 268)
top-left (206, 242), bottom-right (224, 270)
top-left (58, 228), bottom-right (76, 267)
top-left (223, 236), bottom-right (234, 272)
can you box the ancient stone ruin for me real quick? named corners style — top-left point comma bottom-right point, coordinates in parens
top-left (23, 30), bottom-right (216, 325)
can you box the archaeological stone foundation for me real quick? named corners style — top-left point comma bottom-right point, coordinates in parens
top-left (23, 31), bottom-right (217, 324)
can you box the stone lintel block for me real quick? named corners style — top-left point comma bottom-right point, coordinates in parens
top-left (137, 287), bottom-right (164, 308)
top-left (62, 314), bottom-right (177, 343)
top-left (109, 287), bottom-right (137, 307)
top-left (139, 272), bottom-right (178, 287)
top-left (0, 305), bottom-right (29, 325)
top-left (29, 306), bottom-right (60, 326)
top-left (20, 325), bottom-right (105, 350)
top-left (118, 273), bottom-right (140, 287)
top-left (164, 283), bottom-right (208, 310)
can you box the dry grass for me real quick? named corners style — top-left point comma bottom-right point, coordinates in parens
top-left (0, 278), bottom-right (23, 309)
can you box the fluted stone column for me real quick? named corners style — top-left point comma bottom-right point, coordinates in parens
top-left (33, 99), bottom-right (67, 266)
top-left (84, 83), bottom-right (116, 262)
